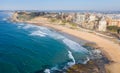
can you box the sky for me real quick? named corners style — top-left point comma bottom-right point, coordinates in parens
top-left (0, 0), bottom-right (120, 10)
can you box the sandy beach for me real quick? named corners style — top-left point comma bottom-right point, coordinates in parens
top-left (11, 15), bottom-right (120, 73)
top-left (21, 17), bottom-right (120, 73)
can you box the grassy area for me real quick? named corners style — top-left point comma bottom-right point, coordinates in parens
top-left (107, 26), bottom-right (120, 33)
top-left (62, 20), bottom-right (67, 24)
top-left (17, 14), bottom-right (34, 21)
top-left (17, 12), bottom-right (42, 21)
top-left (49, 18), bottom-right (78, 29)
top-left (69, 22), bottom-right (78, 29)
top-left (49, 18), bottom-right (58, 22)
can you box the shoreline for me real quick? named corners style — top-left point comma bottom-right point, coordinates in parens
top-left (15, 21), bottom-right (109, 73)
top-left (12, 16), bottom-right (120, 73)
top-left (26, 22), bottom-right (120, 73)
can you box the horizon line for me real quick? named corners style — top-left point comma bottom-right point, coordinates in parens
top-left (0, 9), bottom-right (120, 11)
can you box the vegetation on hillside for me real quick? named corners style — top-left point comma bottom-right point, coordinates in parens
top-left (17, 12), bottom-right (45, 21)
top-left (107, 26), bottom-right (120, 33)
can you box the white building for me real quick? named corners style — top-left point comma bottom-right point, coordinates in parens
top-left (89, 15), bottom-right (97, 22)
top-left (98, 20), bottom-right (107, 31)
top-left (75, 13), bottom-right (86, 24)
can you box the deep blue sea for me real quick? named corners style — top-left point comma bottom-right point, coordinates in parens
top-left (0, 12), bottom-right (90, 73)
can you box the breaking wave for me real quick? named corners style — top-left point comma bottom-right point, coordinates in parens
top-left (17, 23), bottom-right (91, 72)
top-left (67, 51), bottom-right (75, 66)
top-left (44, 69), bottom-right (50, 73)
top-left (83, 57), bottom-right (90, 64)
top-left (17, 23), bottom-right (89, 53)
top-left (63, 38), bottom-right (89, 52)
top-left (30, 30), bottom-right (47, 37)
top-left (22, 24), bottom-right (35, 29)
top-left (2, 18), bottom-right (7, 21)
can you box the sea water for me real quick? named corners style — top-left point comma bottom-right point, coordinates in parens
top-left (0, 12), bottom-right (90, 73)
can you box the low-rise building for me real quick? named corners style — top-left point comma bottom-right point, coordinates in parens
top-left (106, 14), bottom-right (120, 27)
top-left (108, 19), bottom-right (120, 27)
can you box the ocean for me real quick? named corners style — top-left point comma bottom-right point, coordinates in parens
top-left (0, 12), bottom-right (90, 73)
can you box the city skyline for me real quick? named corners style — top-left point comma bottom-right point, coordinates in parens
top-left (0, 0), bottom-right (120, 10)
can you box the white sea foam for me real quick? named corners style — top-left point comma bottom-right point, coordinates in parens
top-left (18, 26), bottom-right (22, 29)
top-left (37, 26), bottom-right (50, 30)
top-left (51, 66), bottom-right (59, 70)
top-left (24, 25), bottom-right (90, 70)
top-left (44, 69), bottom-right (50, 73)
top-left (48, 32), bottom-right (65, 40)
top-left (67, 51), bottom-right (75, 66)
top-left (23, 24), bottom-right (35, 29)
top-left (35, 26), bottom-right (65, 39)
top-left (83, 57), bottom-right (90, 64)
top-left (30, 25), bottom-right (88, 53)
top-left (63, 39), bottom-right (88, 52)
top-left (20, 24), bottom-right (89, 53)
top-left (2, 18), bottom-right (7, 21)
top-left (92, 49), bottom-right (101, 54)
top-left (17, 24), bottom-right (25, 28)
top-left (18, 23), bottom-right (25, 26)
top-left (30, 30), bottom-right (47, 37)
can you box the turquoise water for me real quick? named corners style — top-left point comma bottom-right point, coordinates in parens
top-left (0, 12), bottom-right (90, 73)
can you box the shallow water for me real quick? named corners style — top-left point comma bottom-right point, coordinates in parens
top-left (0, 12), bottom-right (90, 73)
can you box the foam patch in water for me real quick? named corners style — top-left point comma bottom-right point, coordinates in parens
top-left (67, 51), bottom-right (75, 66)
top-left (23, 24), bottom-right (35, 29)
top-left (83, 57), bottom-right (90, 64)
top-left (20, 24), bottom-right (89, 53)
top-left (30, 30), bottom-right (47, 37)
top-left (63, 38), bottom-right (88, 52)
top-left (2, 18), bottom-right (7, 21)
top-left (44, 69), bottom-right (50, 73)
